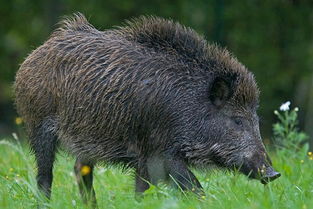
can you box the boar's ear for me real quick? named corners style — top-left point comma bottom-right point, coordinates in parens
top-left (209, 74), bottom-right (237, 108)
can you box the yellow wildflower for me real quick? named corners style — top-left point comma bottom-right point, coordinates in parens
top-left (81, 165), bottom-right (91, 176)
top-left (308, 152), bottom-right (312, 156)
top-left (15, 117), bottom-right (23, 125)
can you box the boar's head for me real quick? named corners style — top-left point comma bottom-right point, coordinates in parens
top-left (181, 67), bottom-right (280, 184)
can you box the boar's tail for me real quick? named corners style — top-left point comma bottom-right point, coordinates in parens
top-left (51, 12), bottom-right (98, 37)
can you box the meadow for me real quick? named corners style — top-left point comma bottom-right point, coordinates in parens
top-left (0, 105), bottom-right (312, 209)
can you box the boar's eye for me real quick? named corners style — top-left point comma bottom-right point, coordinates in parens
top-left (233, 117), bottom-right (243, 127)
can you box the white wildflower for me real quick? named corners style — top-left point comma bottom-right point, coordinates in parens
top-left (294, 107), bottom-right (299, 112)
top-left (280, 101), bottom-right (290, 111)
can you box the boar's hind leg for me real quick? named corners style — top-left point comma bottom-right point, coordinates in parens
top-left (167, 159), bottom-right (204, 195)
top-left (30, 119), bottom-right (58, 199)
top-left (74, 159), bottom-right (97, 207)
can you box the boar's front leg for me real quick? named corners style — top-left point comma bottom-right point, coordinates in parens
top-left (135, 164), bottom-right (150, 194)
top-left (74, 159), bottom-right (97, 207)
top-left (166, 159), bottom-right (203, 195)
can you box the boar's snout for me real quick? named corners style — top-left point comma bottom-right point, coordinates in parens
top-left (260, 166), bottom-right (281, 184)
top-left (239, 151), bottom-right (280, 184)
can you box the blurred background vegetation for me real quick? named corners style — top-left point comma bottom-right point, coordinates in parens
top-left (0, 0), bottom-right (312, 146)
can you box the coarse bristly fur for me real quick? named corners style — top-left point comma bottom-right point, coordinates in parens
top-left (14, 13), bottom-right (279, 202)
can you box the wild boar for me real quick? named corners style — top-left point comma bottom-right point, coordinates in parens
top-left (14, 13), bottom-right (280, 204)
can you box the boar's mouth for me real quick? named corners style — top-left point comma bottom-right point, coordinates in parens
top-left (259, 166), bottom-right (281, 184)
top-left (238, 161), bottom-right (281, 184)
top-left (233, 151), bottom-right (281, 184)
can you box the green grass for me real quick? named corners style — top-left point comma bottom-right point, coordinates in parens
top-left (0, 138), bottom-right (312, 209)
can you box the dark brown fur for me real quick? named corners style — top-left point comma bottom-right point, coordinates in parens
top-left (14, 13), bottom-right (279, 204)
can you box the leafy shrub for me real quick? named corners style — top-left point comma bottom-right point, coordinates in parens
top-left (273, 101), bottom-right (309, 159)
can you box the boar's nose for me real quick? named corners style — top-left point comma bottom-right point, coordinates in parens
top-left (260, 166), bottom-right (281, 184)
